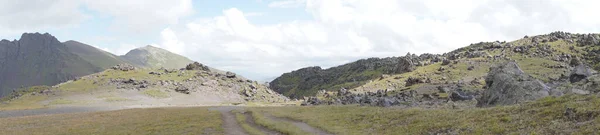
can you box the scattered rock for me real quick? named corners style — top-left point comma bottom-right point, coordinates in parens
top-left (185, 62), bottom-right (210, 71)
top-left (175, 86), bottom-right (190, 94)
top-left (442, 59), bottom-right (451, 65)
top-left (111, 64), bottom-right (136, 71)
top-left (467, 65), bottom-right (475, 71)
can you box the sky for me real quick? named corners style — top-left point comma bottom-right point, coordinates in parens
top-left (1, 0), bottom-right (600, 82)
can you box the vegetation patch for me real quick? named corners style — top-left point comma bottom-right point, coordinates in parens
top-left (234, 111), bottom-right (265, 135)
top-left (0, 107), bottom-right (223, 135)
top-left (142, 89), bottom-right (169, 98)
top-left (48, 98), bottom-right (76, 105)
top-left (249, 109), bottom-right (309, 135)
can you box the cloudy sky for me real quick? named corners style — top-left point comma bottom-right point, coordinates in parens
top-left (1, 0), bottom-right (600, 81)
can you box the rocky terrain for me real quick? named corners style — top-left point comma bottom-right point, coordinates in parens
top-left (292, 31), bottom-right (600, 108)
top-left (1, 62), bottom-right (288, 110)
top-left (270, 56), bottom-right (415, 98)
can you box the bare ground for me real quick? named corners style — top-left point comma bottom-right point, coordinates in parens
top-left (209, 106), bottom-right (248, 135)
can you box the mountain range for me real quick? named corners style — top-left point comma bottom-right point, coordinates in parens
top-left (0, 33), bottom-right (192, 97)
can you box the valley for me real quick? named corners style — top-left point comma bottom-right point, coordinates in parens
top-left (1, 31), bottom-right (600, 135)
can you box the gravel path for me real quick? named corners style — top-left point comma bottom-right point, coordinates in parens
top-left (209, 106), bottom-right (248, 135)
top-left (0, 107), bottom-right (118, 118)
top-left (264, 113), bottom-right (333, 135)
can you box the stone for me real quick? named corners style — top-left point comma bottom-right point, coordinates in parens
top-left (225, 72), bottom-right (236, 78)
top-left (450, 91), bottom-right (474, 101)
top-left (477, 62), bottom-right (552, 107)
top-left (185, 62), bottom-right (210, 71)
top-left (111, 64), bottom-right (136, 71)
top-left (570, 64), bottom-right (597, 83)
top-left (467, 65), bottom-right (475, 71)
top-left (175, 86), bottom-right (190, 94)
top-left (442, 59), bottom-right (451, 65)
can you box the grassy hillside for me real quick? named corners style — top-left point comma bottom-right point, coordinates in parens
top-left (63, 40), bottom-right (127, 69)
top-left (120, 45), bottom-right (193, 69)
top-left (273, 32), bottom-right (600, 99)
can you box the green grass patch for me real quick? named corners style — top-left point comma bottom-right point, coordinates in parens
top-left (103, 97), bottom-right (131, 102)
top-left (0, 107), bottom-right (224, 135)
top-left (48, 98), bottom-right (76, 105)
top-left (235, 112), bottom-right (265, 135)
top-left (142, 89), bottom-right (169, 98)
top-left (249, 110), bottom-right (309, 135)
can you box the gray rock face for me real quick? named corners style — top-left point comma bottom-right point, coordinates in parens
top-left (570, 64), bottom-right (597, 83)
top-left (0, 33), bottom-right (101, 97)
top-left (477, 62), bottom-right (551, 107)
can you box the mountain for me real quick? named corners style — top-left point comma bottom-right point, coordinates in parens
top-left (63, 40), bottom-right (127, 69)
top-left (270, 57), bottom-right (415, 98)
top-left (0, 33), bottom-right (101, 97)
top-left (120, 45), bottom-right (193, 69)
top-left (274, 31), bottom-right (600, 106)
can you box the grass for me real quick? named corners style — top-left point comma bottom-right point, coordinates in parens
top-left (103, 97), bottom-right (131, 102)
top-left (48, 98), bottom-right (76, 105)
top-left (248, 109), bottom-right (309, 135)
top-left (0, 95), bottom-right (47, 111)
top-left (234, 111), bottom-right (265, 135)
top-left (0, 107), bottom-right (223, 135)
top-left (142, 89), bottom-right (170, 98)
top-left (254, 94), bottom-right (600, 135)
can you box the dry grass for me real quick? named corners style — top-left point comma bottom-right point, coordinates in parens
top-left (0, 107), bottom-right (223, 135)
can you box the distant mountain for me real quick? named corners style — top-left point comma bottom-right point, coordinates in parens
top-left (120, 45), bottom-right (193, 69)
top-left (0, 33), bottom-right (101, 97)
top-left (64, 40), bottom-right (127, 69)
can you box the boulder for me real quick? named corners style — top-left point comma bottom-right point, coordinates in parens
top-left (570, 64), bottom-right (597, 83)
top-left (477, 62), bottom-right (552, 107)
top-left (450, 91), bottom-right (474, 101)
top-left (185, 62), bottom-right (210, 71)
top-left (175, 86), bottom-right (190, 94)
top-left (225, 72), bottom-right (236, 78)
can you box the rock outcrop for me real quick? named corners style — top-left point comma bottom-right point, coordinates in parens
top-left (477, 62), bottom-right (552, 107)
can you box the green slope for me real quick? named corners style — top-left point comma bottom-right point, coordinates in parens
top-left (120, 45), bottom-right (193, 69)
top-left (63, 40), bottom-right (127, 69)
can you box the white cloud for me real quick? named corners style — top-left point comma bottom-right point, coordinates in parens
top-left (268, 0), bottom-right (306, 8)
top-left (113, 44), bottom-right (142, 55)
top-left (0, 0), bottom-right (88, 35)
top-left (159, 0), bottom-right (600, 81)
top-left (83, 0), bottom-right (194, 33)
